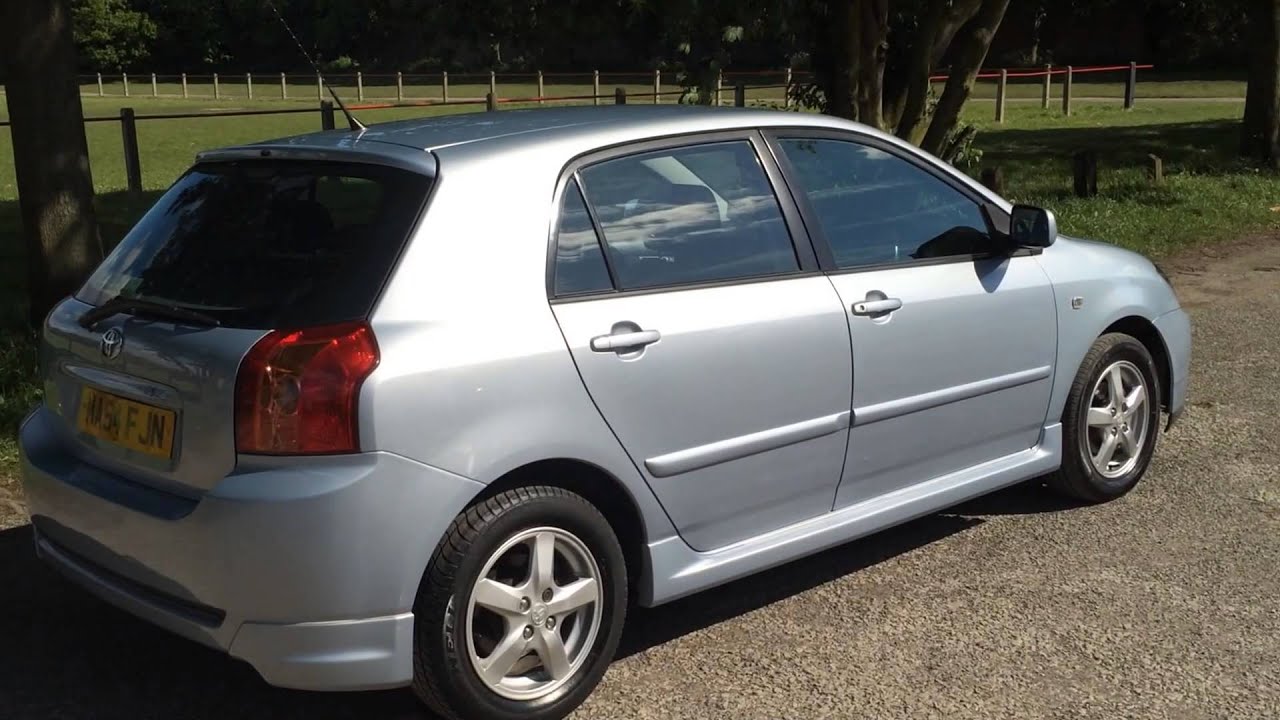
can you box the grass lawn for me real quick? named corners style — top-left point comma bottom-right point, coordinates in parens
top-left (0, 96), bottom-right (1275, 484)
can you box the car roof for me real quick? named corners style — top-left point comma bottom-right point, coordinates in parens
top-left (198, 105), bottom-right (880, 176)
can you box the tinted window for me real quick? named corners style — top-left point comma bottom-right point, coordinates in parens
top-left (777, 138), bottom-right (991, 268)
top-left (578, 141), bottom-right (798, 290)
top-left (77, 161), bottom-right (430, 329)
top-left (554, 180), bottom-right (613, 296)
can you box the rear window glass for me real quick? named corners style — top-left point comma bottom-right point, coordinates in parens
top-left (76, 160), bottom-right (431, 329)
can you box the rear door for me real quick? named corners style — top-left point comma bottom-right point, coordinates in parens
top-left (41, 160), bottom-right (430, 495)
top-left (767, 132), bottom-right (1057, 508)
top-left (550, 134), bottom-right (853, 552)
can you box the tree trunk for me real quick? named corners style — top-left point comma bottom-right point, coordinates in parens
top-left (1241, 0), bottom-right (1280, 167)
top-left (920, 0), bottom-right (1011, 158)
top-left (853, 0), bottom-right (889, 130)
top-left (3, 0), bottom-right (103, 328)
top-left (893, 0), bottom-right (983, 144)
top-left (819, 0), bottom-right (859, 120)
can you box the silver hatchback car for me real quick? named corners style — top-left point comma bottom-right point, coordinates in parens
top-left (20, 106), bottom-right (1190, 719)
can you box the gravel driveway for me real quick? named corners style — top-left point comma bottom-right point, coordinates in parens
top-left (1, 238), bottom-right (1277, 720)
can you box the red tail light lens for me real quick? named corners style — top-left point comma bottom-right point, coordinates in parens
top-left (235, 321), bottom-right (379, 455)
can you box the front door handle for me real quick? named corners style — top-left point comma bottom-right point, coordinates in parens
top-left (851, 298), bottom-right (903, 316)
top-left (590, 329), bottom-right (661, 353)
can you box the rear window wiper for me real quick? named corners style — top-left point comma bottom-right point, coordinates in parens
top-left (78, 295), bottom-right (222, 330)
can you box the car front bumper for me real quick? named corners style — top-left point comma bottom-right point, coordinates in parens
top-left (18, 406), bottom-right (483, 691)
top-left (1154, 307), bottom-right (1192, 429)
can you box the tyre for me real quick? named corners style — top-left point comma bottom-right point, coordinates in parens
top-left (1047, 332), bottom-right (1162, 502)
top-left (412, 486), bottom-right (627, 720)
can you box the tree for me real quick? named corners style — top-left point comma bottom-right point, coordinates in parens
top-left (1242, 0), bottom-right (1280, 167)
top-left (3, 0), bottom-right (104, 327)
top-left (71, 0), bottom-right (157, 71)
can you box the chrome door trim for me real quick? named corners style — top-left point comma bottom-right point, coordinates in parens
top-left (644, 411), bottom-right (851, 478)
top-left (853, 366), bottom-right (1053, 426)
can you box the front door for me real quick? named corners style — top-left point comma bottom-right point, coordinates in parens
top-left (770, 133), bottom-right (1057, 508)
top-left (550, 137), bottom-right (852, 551)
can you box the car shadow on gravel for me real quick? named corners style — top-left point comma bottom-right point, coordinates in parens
top-left (0, 482), bottom-right (1074, 719)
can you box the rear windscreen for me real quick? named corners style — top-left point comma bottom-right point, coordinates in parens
top-left (77, 160), bottom-right (431, 329)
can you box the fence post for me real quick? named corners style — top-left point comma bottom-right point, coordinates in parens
top-left (734, 82), bottom-right (746, 107)
top-left (784, 67), bottom-right (793, 109)
top-left (1041, 64), bottom-right (1051, 109)
top-left (396, 71), bottom-right (404, 102)
top-left (280, 72), bottom-right (287, 99)
top-left (213, 72), bottom-right (220, 100)
top-left (442, 71), bottom-right (449, 102)
top-left (120, 108), bottom-right (142, 197)
top-left (97, 73), bottom-right (104, 97)
top-left (1062, 66), bottom-right (1073, 116)
top-left (592, 70), bottom-right (601, 106)
top-left (715, 69), bottom-right (723, 106)
top-left (1073, 150), bottom-right (1098, 197)
top-left (1124, 61), bottom-right (1137, 109)
top-left (151, 73), bottom-right (158, 97)
top-left (653, 69), bottom-right (661, 104)
top-left (489, 71), bottom-right (497, 101)
top-left (181, 73), bottom-right (188, 98)
top-left (320, 100), bottom-right (335, 130)
top-left (123, 73), bottom-right (130, 97)
top-left (615, 87), bottom-right (626, 105)
top-left (486, 92), bottom-right (497, 112)
top-left (537, 70), bottom-right (544, 105)
top-left (356, 71), bottom-right (364, 102)
top-left (246, 73), bottom-right (253, 99)
top-left (317, 73), bottom-right (323, 101)
top-left (995, 68), bottom-right (1007, 123)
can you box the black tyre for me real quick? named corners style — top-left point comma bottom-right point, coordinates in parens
top-left (1048, 332), bottom-right (1162, 502)
top-left (412, 486), bottom-right (627, 720)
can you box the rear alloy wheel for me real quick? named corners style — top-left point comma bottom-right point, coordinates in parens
top-left (1048, 333), bottom-right (1162, 502)
top-left (412, 486), bottom-right (626, 720)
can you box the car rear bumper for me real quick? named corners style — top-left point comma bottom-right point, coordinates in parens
top-left (19, 405), bottom-right (484, 691)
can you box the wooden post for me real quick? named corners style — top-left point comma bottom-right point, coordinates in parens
top-left (592, 70), bottom-right (600, 106)
top-left (317, 73), bottom-right (324, 101)
top-left (1041, 64), bottom-right (1051, 109)
top-left (151, 73), bottom-right (158, 97)
top-left (181, 73), bottom-right (188, 98)
top-left (397, 72), bottom-right (404, 102)
top-left (1062, 66), bottom-right (1073, 116)
top-left (784, 67), bottom-right (793, 109)
top-left (213, 73), bottom-right (220, 100)
top-left (1073, 151), bottom-right (1098, 197)
top-left (489, 70), bottom-right (497, 101)
top-left (715, 69), bottom-right (723, 106)
top-left (280, 72), bottom-right (287, 99)
top-left (537, 70), bottom-right (544, 105)
top-left (120, 108), bottom-right (142, 197)
top-left (653, 69), bottom-right (660, 104)
top-left (1124, 61), bottom-right (1137, 109)
top-left (320, 100), bottom-right (336, 130)
top-left (734, 82), bottom-right (746, 107)
top-left (980, 167), bottom-right (1004, 195)
top-left (995, 69), bottom-right (1008, 123)
top-left (97, 73), bottom-right (104, 97)
top-left (486, 92), bottom-right (497, 112)
top-left (122, 73), bottom-right (130, 97)
top-left (246, 73), bottom-right (253, 99)
top-left (356, 72), bottom-right (364, 102)
top-left (442, 71), bottom-right (449, 102)
top-left (1147, 154), bottom-right (1164, 186)
top-left (615, 87), bottom-right (626, 105)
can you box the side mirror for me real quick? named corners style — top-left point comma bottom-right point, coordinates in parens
top-left (1009, 205), bottom-right (1057, 248)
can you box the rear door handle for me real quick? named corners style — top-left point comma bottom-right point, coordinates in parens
top-left (851, 298), bottom-right (903, 316)
top-left (590, 329), bottom-right (661, 353)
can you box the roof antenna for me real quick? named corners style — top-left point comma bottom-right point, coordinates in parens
top-left (265, 0), bottom-right (365, 132)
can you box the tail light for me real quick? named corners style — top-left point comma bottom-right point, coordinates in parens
top-left (235, 321), bottom-right (379, 455)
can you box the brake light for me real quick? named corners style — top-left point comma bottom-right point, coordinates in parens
top-left (235, 321), bottom-right (379, 455)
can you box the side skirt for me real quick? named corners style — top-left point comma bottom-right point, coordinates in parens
top-left (640, 424), bottom-right (1063, 607)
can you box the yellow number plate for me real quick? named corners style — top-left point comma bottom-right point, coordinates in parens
top-left (76, 387), bottom-right (176, 459)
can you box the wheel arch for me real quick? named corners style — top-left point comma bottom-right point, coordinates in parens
top-left (1102, 315), bottom-right (1171, 411)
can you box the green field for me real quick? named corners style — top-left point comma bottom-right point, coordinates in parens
top-left (1, 95), bottom-right (1277, 483)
